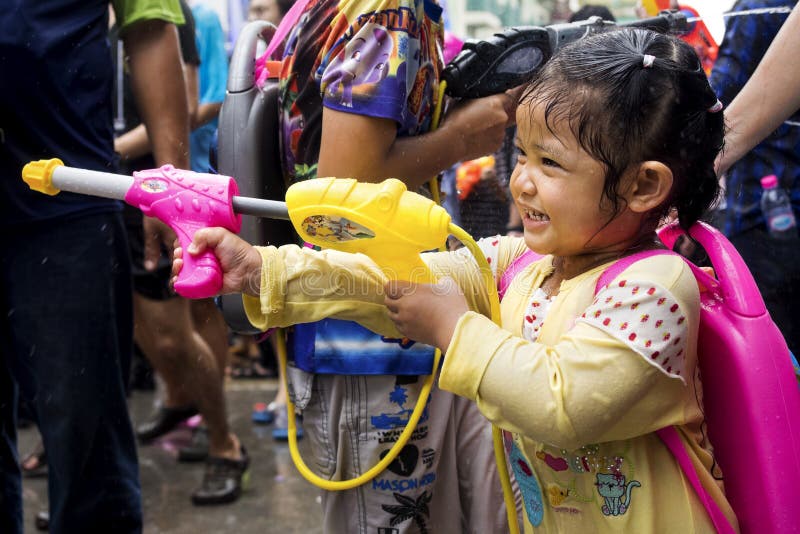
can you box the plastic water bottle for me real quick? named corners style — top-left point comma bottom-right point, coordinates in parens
top-left (760, 174), bottom-right (797, 239)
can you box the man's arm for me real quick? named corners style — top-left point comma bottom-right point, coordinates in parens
top-left (317, 93), bottom-right (516, 189)
top-left (122, 18), bottom-right (189, 269)
top-left (122, 19), bottom-right (190, 167)
top-left (717, 6), bottom-right (800, 175)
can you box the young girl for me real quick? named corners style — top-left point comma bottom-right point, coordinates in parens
top-left (175, 28), bottom-right (737, 531)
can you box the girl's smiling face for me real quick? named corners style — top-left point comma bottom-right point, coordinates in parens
top-left (510, 99), bottom-right (639, 261)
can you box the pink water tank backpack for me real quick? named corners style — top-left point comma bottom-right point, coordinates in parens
top-left (498, 221), bottom-right (800, 533)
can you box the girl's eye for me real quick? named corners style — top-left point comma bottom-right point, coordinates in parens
top-left (515, 154), bottom-right (527, 166)
top-left (542, 157), bottom-right (560, 168)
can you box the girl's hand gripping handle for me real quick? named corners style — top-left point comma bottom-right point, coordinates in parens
top-left (124, 165), bottom-right (243, 298)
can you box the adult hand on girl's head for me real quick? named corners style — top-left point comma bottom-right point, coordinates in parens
top-left (171, 227), bottom-right (264, 296)
top-left (384, 278), bottom-right (469, 352)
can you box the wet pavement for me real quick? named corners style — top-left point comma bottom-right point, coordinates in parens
top-left (18, 378), bottom-right (324, 533)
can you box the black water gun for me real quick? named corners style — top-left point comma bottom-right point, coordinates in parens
top-left (443, 10), bottom-right (688, 98)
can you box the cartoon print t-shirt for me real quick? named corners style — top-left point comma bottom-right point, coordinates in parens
top-left (278, 0), bottom-right (443, 184)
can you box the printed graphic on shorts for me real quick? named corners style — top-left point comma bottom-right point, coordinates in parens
top-left (596, 472), bottom-right (640, 516)
top-left (509, 440), bottom-right (544, 526)
top-left (577, 279), bottom-right (689, 383)
top-left (382, 444), bottom-right (419, 476)
top-left (371, 385), bottom-right (430, 430)
top-left (420, 448), bottom-right (435, 469)
top-left (301, 215), bottom-right (376, 242)
top-left (372, 471), bottom-right (436, 493)
top-left (380, 491), bottom-right (432, 533)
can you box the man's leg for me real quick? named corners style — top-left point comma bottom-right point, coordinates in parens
top-left (133, 295), bottom-right (240, 460)
top-left (2, 212), bottom-right (141, 533)
top-left (0, 353), bottom-right (22, 534)
top-left (190, 298), bottom-right (230, 378)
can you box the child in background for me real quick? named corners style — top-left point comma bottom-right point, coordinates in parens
top-left (174, 28), bottom-right (735, 531)
top-left (244, 0), bottom-right (515, 531)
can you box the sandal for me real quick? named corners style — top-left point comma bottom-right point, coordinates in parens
top-left (229, 354), bottom-right (274, 380)
top-left (22, 441), bottom-right (48, 478)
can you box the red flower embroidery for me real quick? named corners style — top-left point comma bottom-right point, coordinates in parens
top-left (670, 303), bottom-right (679, 313)
top-left (645, 340), bottom-right (652, 347)
top-left (640, 314), bottom-right (649, 322)
top-left (631, 302), bottom-right (640, 310)
top-left (677, 316), bottom-right (685, 325)
top-left (655, 320), bottom-right (663, 328)
top-left (619, 280), bottom-right (627, 287)
top-left (593, 310), bottom-right (601, 318)
top-left (651, 351), bottom-right (660, 359)
top-left (657, 298), bottom-right (666, 306)
top-left (526, 315), bottom-right (535, 323)
top-left (663, 333), bottom-right (671, 341)
top-left (614, 302), bottom-right (623, 308)
top-left (631, 286), bottom-right (640, 295)
top-left (628, 333), bottom-right (637, 341)
top-left (647, 287), bottom-right (656, 295)
top-left (673, 337), bottom-right (681, 346)
top-left (620, 322), bottom-right (629, 330)
top-left (603, 318), bottom-right (611, 326)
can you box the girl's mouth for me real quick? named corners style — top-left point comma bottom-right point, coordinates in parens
top-left (522, 208), bottom-right (550, 223)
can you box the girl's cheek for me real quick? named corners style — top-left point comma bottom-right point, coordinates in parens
top-left (509, 165), bottom-right (525, 197)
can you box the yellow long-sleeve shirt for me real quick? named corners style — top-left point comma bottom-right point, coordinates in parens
top-left (243, 236), bottom-right (738, 533)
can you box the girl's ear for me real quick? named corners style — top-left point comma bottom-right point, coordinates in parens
top-left (626, 161), bottom-right (673, 213)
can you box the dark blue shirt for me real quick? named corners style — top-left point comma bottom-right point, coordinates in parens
top-left (0, 1), bottom-right (119, 226)
top-left (709, 0), bottom-right (800, 237)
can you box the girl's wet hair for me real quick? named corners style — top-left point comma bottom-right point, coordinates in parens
top-left (521, 29), bottom-right (724, 231)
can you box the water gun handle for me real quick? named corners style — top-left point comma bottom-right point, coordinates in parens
top-left (125, 166), bottom-right (242, 298)
top-left (22, 159), bottom-right (243, 299)
top-left (171, 223), bottom-right (226, 298)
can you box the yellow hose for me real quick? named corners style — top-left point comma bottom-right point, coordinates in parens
top-left (279, 332), bottom-right (440, 490)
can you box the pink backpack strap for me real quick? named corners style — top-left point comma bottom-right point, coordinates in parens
top-left (595, 249), bottom-right (735, 533)
top-left (262, 0), bottom-right (312, 60)
top-left (498, 249), bottom-right (542, 300)
top-left (656, 427), bottom-right (735, 533)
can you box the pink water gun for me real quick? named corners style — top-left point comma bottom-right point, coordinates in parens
top-left (22, 159), bottom-right (288, 298)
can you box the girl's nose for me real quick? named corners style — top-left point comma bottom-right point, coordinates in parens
top-left (512, 168), bottom-right (535, 196)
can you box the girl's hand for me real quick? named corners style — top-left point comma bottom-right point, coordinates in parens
top-left (171, 228), bottom-right (263, 296)
top-left (384, 278), bottom-right (469, 351)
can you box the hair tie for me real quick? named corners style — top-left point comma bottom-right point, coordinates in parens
top-left (642, 54), bottom-right (655, 68)
top-left (708, 99), bottom-right (723, 113)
